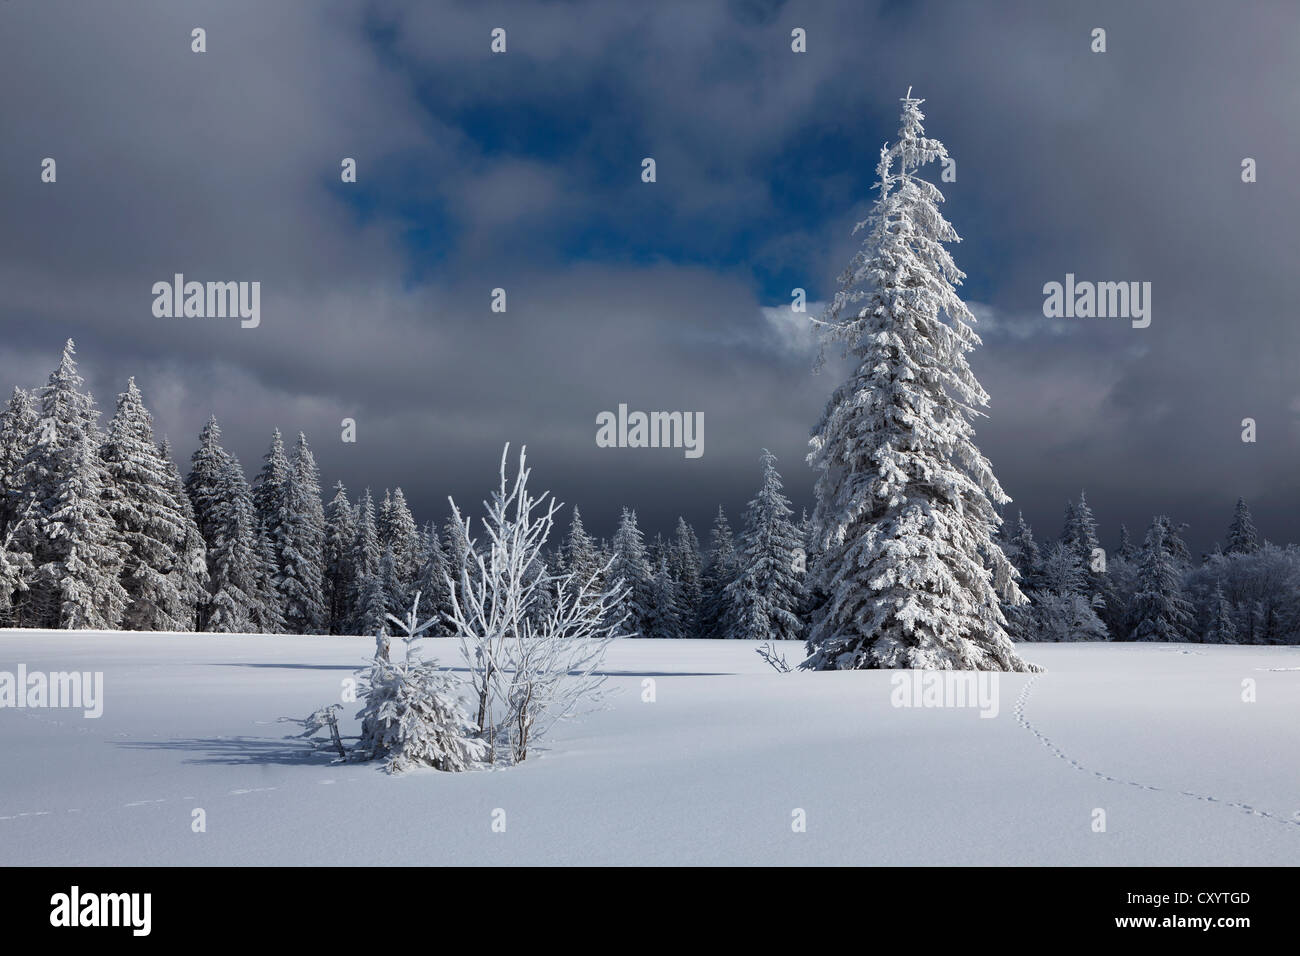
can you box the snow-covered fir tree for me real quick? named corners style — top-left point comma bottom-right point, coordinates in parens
top-left (442, 511), bottom-right (475, 627)
top-left (353, 597), bottom-right (484, 773)
top-left (1126, 517), bottom-right (1194, 642)
top-left (645, 553), bottom-right (684, 639)
top-left (158, 437), bottom-right (208, 630)
top-left (186, 417), bottom-right (262, 632)
top-left (1204, 581), bottom-right (1238, 644)
top-left (250, 519), bottom-right (286, 634)
top-left (563, 506), bottom-right (603, 592)
top-left (377, 487), bottom-right (419, 610)
top-left (277, 432), bottom-right (327, 633)
top-left (700, 506), bottom-right (741, 640)
top-left (0, 388), bottom-right (37, 623)
top-left (252, 429), bottom-right (290, 573)
top-left (606, 508), bottom-right (652, 637)
top-left (101, 379), bottom-right (203, 631)
top-left (348, 489), bottom-right (381, 634)
top-left (357, 543), bottom-right (394, 637)
top-left (323, 482), bottom-right (356, 634)
top-left (723, 450), bottom-right (804, 641)
top-left (668, 516), bottom-right (703, 636)
top-left (0, 387), bottom-right (36, 535)
top-left (1059, 491), bottom-right (1111, 633)
top-left (1000, 511), bottom-right (1042, 642)
top-left (1116, 524), bottom-right (1136, 561)
top-left (1033, 542), bottom-right (1108, 642)
top-left (411, 522), bottom-right (452, 634)
top-left (803, 92), bottom-right (1032, 672)
top-left (11, 340), bottom-right (126, 629)
top-left (1225, 497), bottom-right (1260, 555)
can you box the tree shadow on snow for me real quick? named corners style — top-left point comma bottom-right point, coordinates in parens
top-left (116, 735), bottom-right (332, 767)
top-left (211, 662), bottom-right (359, 671)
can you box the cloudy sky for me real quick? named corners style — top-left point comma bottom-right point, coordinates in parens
top-left (2, 0), bottom-right (1297, 554)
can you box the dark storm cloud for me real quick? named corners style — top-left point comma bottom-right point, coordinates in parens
top-left (1, 0), bottom-right (1297, 552)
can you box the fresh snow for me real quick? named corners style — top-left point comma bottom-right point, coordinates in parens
top-left (1, 632), bottom-right (1297, 865)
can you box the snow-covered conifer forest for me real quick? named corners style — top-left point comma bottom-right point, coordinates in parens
top-left (3, 1), bottom-right (1298, 879)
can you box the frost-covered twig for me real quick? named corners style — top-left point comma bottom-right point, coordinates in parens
top-left (755, 641), bottom-right (793, 673)
top-left (280, 703), bottom-right (347, 760)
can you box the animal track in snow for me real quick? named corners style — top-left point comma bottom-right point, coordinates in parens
top-left (1013, 675), bottom-right (1300, 830)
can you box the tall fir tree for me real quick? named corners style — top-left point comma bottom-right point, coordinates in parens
top-left (349, 489), bottom-right (382, 634)
top-left (668, 516), bottom-right (703, 636)
top-left (700, 506), bottom-right (741, 640)
top-left (186, 417), bottom-right (262, 632)
top-left (101, 379), bottom-right (199, 630)
top-left (607, 508), bottom-right (652, 637)
top-left (803, 93), bottom-right (1031, 671)
top-left (564, 506), bottom-right (603, 592)
top-left (12, 340), bottom-right (127, 629)
top-left (1059, 491), bottom-right (1112, 636)
top-left (723, 450), bottom-right (804, 641)
top-left (1033, 542), bottom-right (1108, 642)
top-left (278, 432), bottom-right (327, 633)
top-left (411, 522), bottom-right (452, 634)
top-left (645, 553), bottom-right (684, 639)
top-left (378, 487), bottom-right (419, 609)
top-left (323, 482), bottom-right (357, 634)
top-left (1204, 581), bottom-right (1238, 644)
top-left (1126, 517), bottom-right (1194, 642)
top-left (252, 429), bottom-right (291, 572)
top-left (1225, 497), bottom-right (1260, 555)
top-left (1001, 511), bottom-right (1042, 642)
top-left (0, 387), bottom-right (37, 535)
top-left (158, 438), bottom-right (208, 630)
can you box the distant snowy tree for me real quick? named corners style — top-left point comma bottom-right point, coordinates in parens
top-left (348, 489), bottom-right (381, 634)
top-left (802, 93), bottom-right (1032, 672)
top-left (563, 506), bottom-right (603, 593)
top-left (411, 523), bottom-right (452, 635)
top-left (277, 432), bottom-right (327, 633)
top-left (1116, 524), bottom-right (1137, 561)
top-left (158, 438), bottom-right (208, 630)
top-left (252, 429), bottom-right (290, 574)
top-left (250, 520), bottom-right (286, 634)
top-left (443, 511), bottom-right (475, 625)
top-left (0, 388), bottom-right (37, 622)
top-left (700, 506), bottom-right (741, 640)
top-left (0, 387), bottom-right (36, 535)
top-left (1126, 518), bottom-right (1194, 642)
top-left (1001, 512), bottom-right (1042, 642)
top-left (1032, 542), bottom-right (1108, 642)
top-left (1203, 582), bottom-right (1238, 644)
top-left (1187, 544), bottom-right (1300, 645)
top-left (186, 418), bottom-right (261, 632)
top-left (668, 516), bottom-right (703, 636)
top-left (607, 508), bottom-right (652, 637)
top-left (378, 488), bottom-right (419, 607)
top-left (645, 553), bottom-right (684, 639)
top-left (101, 379), bottom-right (199, 631)
top-left (323, 482), bottom-right (356, 633)
top-left (1060, 491), bottom-right (1111, 630)
top-left (11, 340), bottom-right (126, 629)
top-left (1225, 497), bottom-right (1260, 555)
top-left (723, 450), bottom-right (804, 641)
